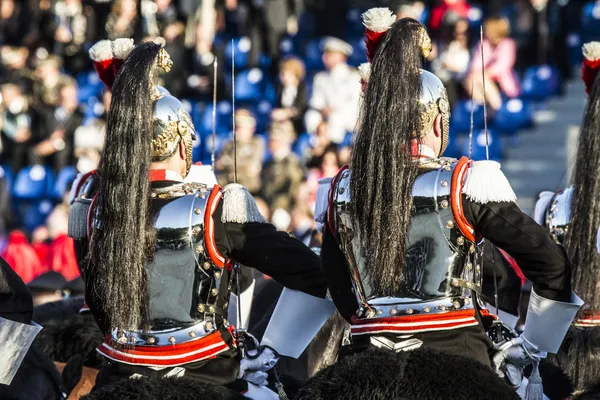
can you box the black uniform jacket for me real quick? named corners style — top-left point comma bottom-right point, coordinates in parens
top-left (74, 179), bottom-right (326, 387)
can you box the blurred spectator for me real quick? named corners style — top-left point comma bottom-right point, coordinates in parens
top-left (105, 0), bottom-right (139, 40)
top-left (32, 55), bottom-right (67, 108)
top-left (430, 0), bottom-right (470, 37)
top-left (2, 231), bottom-right (46, 284)
top-left (161, 20), bottom-right (187, 97)
top-left (290, 205), bottom-right (315, 246)
top-left (215, 109), bottom-right (265, 194)
top-left (305, 37), bottom-right (361, 144)
top-left (183, 9), bottom-right (225, 100)
top-left (305, 121), bottom-right (335, 168)
top-left (143, 0), bottom-right (182, 39)
top-left (465, 17), bottom-right (520, 111)
top-left (0, 84), bottom-right (34, 172)
top-left (0, 0), bottom-right (29, 47)
top-left (0, 46), bottom-right (31, 89)
top-left (255, 196), bottom-right (271, 222)
top-left (48, 0), bottom-right (96, 73)
top-left (31, 76), bottom-right (83, 172)
top-left (44, 203), bottom-right (79, 281)
top-left (73, 90), bottom-right (110, 173)
top-left (272, 56), bottom-right (308, 135)
top-left (431, 18), bottom-right (470, 107)
top-left (395, 1), bottom-right (427, 21)
top-left (261, 120), bottom-right (303, 212)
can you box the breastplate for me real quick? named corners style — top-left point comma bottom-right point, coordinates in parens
top-left (108, 182), bottom-right (234, 346)
top-left (333, 159), bottom-right (482, 319)
top-left (543, 187), bottom-right (573, 245)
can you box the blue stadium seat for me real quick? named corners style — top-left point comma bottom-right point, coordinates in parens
top-left (279, 37), bottom-right (298, 58)
top-left (463, 129), bottom-right (503, 162)
top-left (235, 68), bottom-right (268, 102)
top-left (521, 65), bottom-right (561, 101)
top-left (192, 101), bottom-right (232, 135)
top-left (17, 200), bottom-right (54, 234)
top-left (13, 165), bottom-right (54, 201)
top-left (450, 100), bottom-right (485, 135)
top-left (294, 12), bottom-right (316, 41)
top-left (293, 132), bottom-right (313, 160)
top-left (567, 33), bottom-right (583, 65)
top-left (0, 165), bottom-right (14, 192)
top-left (348, 38), bottom-right (367, 67)
top-left (467, 5), bottom-right (484, 28)
top-left (76, 71), bottom-right (103, 104)
top-left (50, 166), bottom-right (77, 201)
top-left (492, 98), bottom-right (534, 135)
top-left (254, 101), bottom-right (273, 133)
top-left (345, 8), bottom-right (365, 39)
top-left (225, 37), bottom-right (252, 69)
top-left (582, 2), bottom-right (600, 40)
top-left (304, 39), bottom-right (324, 71)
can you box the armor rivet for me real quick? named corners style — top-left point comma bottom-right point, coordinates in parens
top-left (451, 278), bottom-right (459, 287)
top-left (214, 271), bottom-right (221, 279)
top-left (475, 265), bottom-right (481, 272)
top-left (147, 337), bottom-right (156, 344)
top-left (211, 288), bottom-right (218, 296)
top-left (228, 285), bottom-right (232, 291)
top-left (208, 305), bottom-right (215, 313)
top-left (194, 208), bottom-right (202, 215)
top-left (476, 282), bottom-right (481, 287)
top-left (440, 305), bottom-right (447, 311)
top-left (129, 336), bottom-right (136, 343)
top-left (405, 308), bottom-right (414, 315)
top-left (196, 246), bottom-right (203, 253)
top-left (469, 245), bottom-right (475, 254)
top-left (203, 262), bottom-right (211, 270)
top-left (224, 320), bottom-right (230, 328)
top-left (200, 194), bottom-right (206, 199)
top-left (151, 192), bottom-right (157, 198)
top-left (377, 309), bottom-right (383, 315)
top-left (390, 308), bottom-right (398, 315)
top-left (223, 302), bottom-right (228, 308)
top-left (446, 220), bottom-right (454, 229)
top-left (456, 237), bottom-right (464, 246)
top-left (205, 321), bottom-right (214, 330)
top-left (338, 187), bottom-right (345, 194)
top-left (168, 336), bottom-right (176, 344)
top-left (117, 335), bottom-right (127, 344)
top-left (466, 282), bottom-right (474, 289)
top-left (189, 330), bottom-right (196, 338)
top-left (466, 262), bottom-right (473, 270)
top-left (423, 306), bottom-right (431, 313)
top-left (193, 226), bottom-right (201, 235)
top-left (445, 165), bottom-right (452, 171)
top-left (440, 180), bottom-right (449, 187)
top-left (197, 304), bottom-right (205, 312)
top-left (465, 297), bottom-right (471, 305)
top-left (453, 301), bottom-right (461, 309)
top-left (440, 200), bottom-right (448, 209)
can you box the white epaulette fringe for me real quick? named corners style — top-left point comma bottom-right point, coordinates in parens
top-left (221, 183), bottom-right (266, 224)
top-left (462, 160), bottom-right (517, 204)
top-left (314, 177), bottom-right (333, 223)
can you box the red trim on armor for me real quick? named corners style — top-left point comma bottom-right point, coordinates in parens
top-left (351, 309), bottom-right (494, 335)
top-left (205, 185), bottom-right (225, 268)
top-left (573, 310), bottom-right (600, 326)
top-left (327, 165), bottom-right (350, 238)
top-left (74, 170), bottom-right (96, 198)
top-left (451, 157), bottom-right (476, 242)
top-left (96, 331), bottom-right (230, 367)
top-left (87, 192), bottom-right (99, 238)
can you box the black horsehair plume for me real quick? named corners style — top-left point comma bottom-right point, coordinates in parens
top-left (350, 18), bottom-right (424, 296)
top-left (564, 65), bottom-right (600, 313)
top-left (87, 42), bottom-right (162, 331)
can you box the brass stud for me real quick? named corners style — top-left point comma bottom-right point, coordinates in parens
top-left (223, 320), bottom-right (230, 328)
top-left (453, 301), bottom-right (461, 309)
top-left (338, 187), bottom-right (345, 194)
top-left (208, 305), bottom-right (215, 313)
top-left (205, 321), bottom-right (214, 330)
top-left (223, 302), bottom-right (228, 308)
top-left (193, 226), bottom-right (201, 235)
top-left (446, 220), bottom-right (454, 229)
top-left (117, 336), bottom-right (127, 344)
top-left (194, 208), bottom-right (202, 215)
top-left (151, 192), bottom-right (157, 198)
top-left (129, 336), bottom-right (136, 343)
top-left (147, 337), bottom-right (156, 344)
top-left (405, 308), bottom-right (414, 315)
top-left (440, 305), bottom-right (447, 311)
top-left (168, 336), bottom-right (176, 344)
top-left (189, 330), bottom-right (196, 338)
top-left (475, 265), bottom-right (481, 272)
top-left (423, 306), bottom-right (431, 313)
top-left (214, 271), bottom-right (221, 279)
top-left (469, 245), bottom-right (475, 254)
top-left (197, 304), bottom-right (205, 312)
top-left (203, 262), bottom-right (211, 270)
top-left (476, 281), bottom-right (481, 287)
top-left (200, 193), bottom-right (206, 199)
top-left (195, 246), bottom-right (203, 253)
top-left (456, 237), bottom-right (464, 246)
top-left (377, 309), bottom-right (383, 315)
top-left (465, 297), bottom-right (471, 305)
top-left (440, 200), bottom-right (449, 208)
top-left (466, 262), bottom-right (473, 270)
top-left (390, 308), bottom-right (398, 315)
top-left (440, 180), bottom-right (449, 187)
top-left (210, 288), bottom-right (218, 296)
top-left (451, 278), bottom-right (459, 287)
top-left (466, 282), bottom-right (474, 289)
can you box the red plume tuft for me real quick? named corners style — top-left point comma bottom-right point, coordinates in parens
top-left (582, 42), bottom-right (600, 95)
top-left (362, 8), bottom-right (396, 63)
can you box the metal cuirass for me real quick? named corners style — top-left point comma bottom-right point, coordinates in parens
top-left (333, 159), bottom-right (483, 320)
top-left (543, 187), bottom-right (573, 245)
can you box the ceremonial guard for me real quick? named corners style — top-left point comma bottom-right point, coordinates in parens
top-left (536, 42), bottom-right (600, 396)
top-left (315, 8), bottom-right (582, 385)
top-left (68, 40), bottom-right (329, 398)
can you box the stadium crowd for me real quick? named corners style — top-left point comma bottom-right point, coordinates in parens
top-left (0, 0), bottom-right (589, 289)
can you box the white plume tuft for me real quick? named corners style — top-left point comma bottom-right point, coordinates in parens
top-left (462, 160), bottom-right (517, 204)
top-left (89, 40), bottom-right (113, 62)
top-left (583, 42), bottom-right (600, 62)
top-left (362, 7), bottom-right (396, 33)
top-left (112, 38), bottom-right (135, 60)
top-left (358, 63), bottom-right (371, 82)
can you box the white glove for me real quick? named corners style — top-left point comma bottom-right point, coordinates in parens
top-left (238, 347), bottom-right (279, 386)
top-left (492, 336), bottom-right (546, 388)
